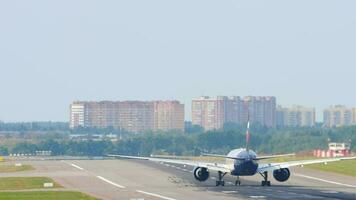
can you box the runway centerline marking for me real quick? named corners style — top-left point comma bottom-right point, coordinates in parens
top-left (222, 191), bottom-right (237, 194)
top-left (249, 196), bottom-right (266, 199)
top-left (136, 190), bottom-right (176, 200)
top-left (295, 173), bottom-right (356, 188)
top-left (97, 176), bottom-right (126, 189)
top-left (70, 163), bottom-right (84, 170)
top-left (61, 160), bottom-right (84, 171)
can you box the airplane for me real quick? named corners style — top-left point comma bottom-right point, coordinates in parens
top-left (108, 121), bottom-right (356, 187)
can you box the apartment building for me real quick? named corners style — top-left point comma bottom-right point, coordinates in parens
top-left (154, 101), bottom-right (185, 131)
top-left (241, 96), bottom-right (276, 128)
top-left (323, 105), bottom-right (352, 127)
top-left (69, 100), bottom-right (184, 132)
top-left (191, 96), bottom-right (233, 131)
top-left (69, 103), bottom-right (85, 128)
top-left (192, 96), bottom-right (276, 131)
top-left (276, 105), bottom-right (315, 127)
top-left (353, 108), bottom-right (356, 125)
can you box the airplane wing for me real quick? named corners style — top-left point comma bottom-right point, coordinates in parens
top-left (257, 156), bottom-right (356, 173)
top-left (108, 154), bottom-right (232, 173)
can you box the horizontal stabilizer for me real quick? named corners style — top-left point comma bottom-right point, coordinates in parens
top-left (202, 153), bottom-right (295, 161)
top-left (202, 154), bottom-right (246, 160)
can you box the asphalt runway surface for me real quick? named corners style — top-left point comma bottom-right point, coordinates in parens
top-left (3, 158), bottom-right (356, 200)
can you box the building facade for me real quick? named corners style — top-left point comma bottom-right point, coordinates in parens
top-left (191, 96), bottom-right (226, 131)
top-left (241, 96), bottom-right (276, 128)
top-left (153, 101), bottom-right (185, 131)
top-left (192, 96), bottom-right (276, 131)
top-left (353, 108), bottom-right (356, 125)
top-left (69, 103), bottom-right (85, 128)
top-left (69, 101), bottom-right (184, 132)
top-left (276, 105), bottom-right (315, 127)
top-left (323, 105), bottom-right (352, 127)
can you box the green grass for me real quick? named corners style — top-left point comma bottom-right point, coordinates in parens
top-left (0, 191), bottom-right (100, 200)
top-left (0, 177), bottom-right (61, 190)
top-left (0, 165), bottom-right (34, 173)
top-left (306, 160), bottom-right (356, 177)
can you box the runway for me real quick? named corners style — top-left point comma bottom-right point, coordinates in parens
top-left (3, 158), bottom-right (356, 200)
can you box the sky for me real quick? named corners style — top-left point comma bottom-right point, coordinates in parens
top-left (0, 0), bottom-right (356, 122)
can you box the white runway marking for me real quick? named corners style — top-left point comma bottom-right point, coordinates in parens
top-left (222, 190), bottom-right (237, 194)
top-left (321, 191), bottom-right (339, 194)
top-left (249, 196), bottom-right (266, 199)
top-left (70, 164), bottom-right (84, 170)
top-left (97, 176), bottom-right (126, 189)
top-left (295, 173), bottom-right (356, 188)
top-left (136, 190), bottom-right (176, 200)
top-left (61, 161), bottom-right (84, 171)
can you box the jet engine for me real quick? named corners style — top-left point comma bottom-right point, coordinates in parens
top-left (193, 167), bottom-right (209, 182)
top-left (273, 168), bottom-right (290, 182)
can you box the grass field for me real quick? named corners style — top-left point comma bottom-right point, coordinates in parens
top-left (302, 159), bottom-right (356, 177)
top-left (0, 164), bottom-right (34, 173)
top-left (0, 191), bottom-right (100, 200)
top-left (0, 177), bottom-right (61, 190)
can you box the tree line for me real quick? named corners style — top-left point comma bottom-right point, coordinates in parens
top-left (0, 121), bottom-right (68, 131)
top-left (3, 124), bottom-right (355, 157)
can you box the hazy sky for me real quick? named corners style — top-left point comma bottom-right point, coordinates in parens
top-left (1, 1), bottom-right (355, 122)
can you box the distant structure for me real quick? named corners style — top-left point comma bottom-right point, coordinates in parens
top-left (192, 96), bottom-right (276, 131)
top-left (313, 141), bottom-right (352, 158)
top-left (69, 101), bottom-right (184, 133)
top-left (276, 105), bottom-right (315, 127)
top-left (323, 105), bottom-right (353, 127)
top-left (352, 108), bottom-right (356, 125)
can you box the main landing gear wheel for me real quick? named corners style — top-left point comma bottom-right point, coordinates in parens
top-left (260, 171), bottom-right (271, 186)
top-left (216, 180), bottom-right (225, 186)
top-left (235, 180), bottom-right (241, 186)
top-left (261, 181), bottom-right (271, 186)
top-left (235, 176), bottom-right (241, 186)
top-left (216, 171), bottom-right (227, 186)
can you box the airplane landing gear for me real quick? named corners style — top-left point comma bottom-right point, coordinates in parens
top-left (260, 171), bottom-right (271, 186)
top-left (235, 176), bottom-right (241, 186)
top-left (216, 171), bottom-right (227, 186)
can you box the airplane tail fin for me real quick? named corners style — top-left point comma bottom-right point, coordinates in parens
top-left (246, 120), bottom-right (250, 152)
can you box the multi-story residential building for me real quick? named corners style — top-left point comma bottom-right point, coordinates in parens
top-left (69, 103), bottom-right (85, 128)
top-left (353, 108), bottom-right (356, 125)
top-left (323, 105), bottom-right (352, 127)
top-left (153, 101), bottom-right (185, 131)
top-left (191, 96), bottom-right (225, 131)
top-left (241, 96), bottom-right (276, 128)
top-left (192, 96), bottom-right (276, 131)
top-left (276, 105), bottom-right (315, 127)
top-left (69, 100), bottom-right (184, 133)
top-left (117, 101), bottom-right (154, 132)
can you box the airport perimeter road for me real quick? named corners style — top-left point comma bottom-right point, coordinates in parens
top-left (6, 159), bottom-right (356, 200)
